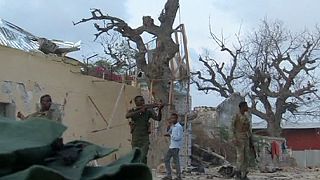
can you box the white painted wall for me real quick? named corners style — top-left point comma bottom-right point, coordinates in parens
top-left (0, 45), bottom-right (139, 164)
top-left (292, 150), bottom-right (320, 168)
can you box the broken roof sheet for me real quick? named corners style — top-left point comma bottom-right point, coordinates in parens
top-left (0, 18), bottom-right (40, 52)
top-left (0, 18), bottom-right (80, 54)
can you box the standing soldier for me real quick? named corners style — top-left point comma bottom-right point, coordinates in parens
top-left (232, 101), bottom-right (252, 180)
top-left (126, 95), bottom-right (164, 164)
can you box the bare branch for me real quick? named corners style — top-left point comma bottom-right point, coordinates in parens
top-left (191, 69), bottom-right (230, 97)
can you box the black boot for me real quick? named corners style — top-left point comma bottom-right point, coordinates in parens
top-left (241, 176), bottom-right (250, 180)
top-left (234, 170), bottom-right (241, 180)
top-left (240, 171), bottom-right (250, 180)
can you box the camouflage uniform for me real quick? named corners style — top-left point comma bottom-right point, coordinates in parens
top-left (128, 108), bottom-right (158, 164)
top-left (26, 109), bottom-right (61, 123)
top-left (232, 112), bottom-right (252, 179)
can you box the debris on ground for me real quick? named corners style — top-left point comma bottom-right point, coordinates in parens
top-left (191, 144), bottom-right (228, 168)
top-left (217, 165), bottom-right (235, 178)
top-left (154, 166), bottom-right (320, 180)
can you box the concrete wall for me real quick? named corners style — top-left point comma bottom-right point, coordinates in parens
top-left (0, 45), bottom-right (139, 164)
top-left (191, 94), bottom-right (245, 164)
top-left (216, 93), bottom-right (244, 129)
top-left (293, 150), bottom-right (320, 168)
top-left (191, 106), bottom-right (237, 163)
top-left (192, 106), bottom-right (218, 139)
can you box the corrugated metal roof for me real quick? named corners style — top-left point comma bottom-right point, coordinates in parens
top-left (0, 18), bottom-right (40, 52)
top-left (0, 18), bottom-right (80, 54)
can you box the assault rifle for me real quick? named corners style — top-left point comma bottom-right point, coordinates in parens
top-left (132, 101), bottom-right (174, 111)
top-left (91, 103), bottom-right (171, 133)
top-left (129, 102), bottom-right (171, 134)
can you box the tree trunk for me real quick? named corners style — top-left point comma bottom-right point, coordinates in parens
top-left (146, 29), bottom-right (179, 168)
top-left (267, 117), bottom-right (281, 137)
top-left (148, 81), bottom-right (171, 168)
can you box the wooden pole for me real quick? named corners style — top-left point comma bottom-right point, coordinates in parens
top-left (89, 83), bottom-right (126, 133)
top-left (168, 80), bottom-right (174, 112)
top-left (150, 80), bottom-right (154, 103)
top-left (107, 84), bottom-right (125, 129)
top-left (88, 96), bottom-right (108, 126)
top-left (149, 80), bottom-right (155, 138)
top-left (182, 24), bottom-right (191, 166)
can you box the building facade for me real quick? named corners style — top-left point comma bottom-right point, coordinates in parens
top-left (0, 45), bottom-right (139, 164)
top-left (253, 122), bottom-right (320, 167)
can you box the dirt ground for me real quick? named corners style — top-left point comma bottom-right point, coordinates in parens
top-left (153, 167), bottom-right (320, 180)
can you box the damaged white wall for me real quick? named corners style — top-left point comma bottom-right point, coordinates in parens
top-left (0, 45), bottom-right (139, 163)
top-left (192, 93), bottom-right (244, 142)
top-left (191, 94), bottom-right (245, 163)
top-left (192, 106), bottom-right (218, 139)
top-left (216, 93), bottom-right (245, 129)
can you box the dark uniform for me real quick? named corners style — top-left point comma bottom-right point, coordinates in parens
top-left (128, 108), bottom-right (159, 164)
top-left (232, 112), bottom-right (252, 179)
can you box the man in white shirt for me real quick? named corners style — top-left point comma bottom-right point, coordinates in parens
top-left (162, 113), bottom-right (183, 180)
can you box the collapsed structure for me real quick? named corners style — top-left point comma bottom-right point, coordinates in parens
top-left (191, 93), bottom-right (244, 166)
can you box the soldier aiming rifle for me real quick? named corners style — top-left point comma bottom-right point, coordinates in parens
top-left (126, 95), bottom-right (164, 164)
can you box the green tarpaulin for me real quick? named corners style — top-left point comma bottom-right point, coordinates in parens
top-left (0, 117), bottom-right (152, 180)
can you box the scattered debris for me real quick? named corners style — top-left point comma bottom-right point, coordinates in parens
top-left (154, 167), bottom-right (320, 180)
top-left (259, 166), bottom-right (283, 173)
top-left (191, 144), bottom-right (228, 168)
top-left (218, 165), bottom-right (235, 178)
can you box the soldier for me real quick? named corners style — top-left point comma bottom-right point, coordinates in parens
top-left (17, 94), bottom-right (61, 123)
top-left (125, 95), bottom-right (164, 164)
top-left (232, 101), bottom-right (252, 180)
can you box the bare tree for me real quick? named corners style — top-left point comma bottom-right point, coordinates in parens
top-left (74, 0), bottom-right (179, 102)
top-left (98, 33), bottom-right (137, 74)
top-left (74, 0), bottom-right (180, 167)
top-left (193, 20), bottom-right (320, 137)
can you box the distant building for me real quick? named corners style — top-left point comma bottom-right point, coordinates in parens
top-left (253, 122), bottom-right (320, 167)
top-left (253, 122), bottom-right (320, 150)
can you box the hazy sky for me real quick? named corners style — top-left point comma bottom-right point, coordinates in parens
top-left (0, 0), bottom-right (319, 108)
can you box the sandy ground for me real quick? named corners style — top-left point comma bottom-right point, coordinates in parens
top-left (153, 167), bottom-right (320, 180)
